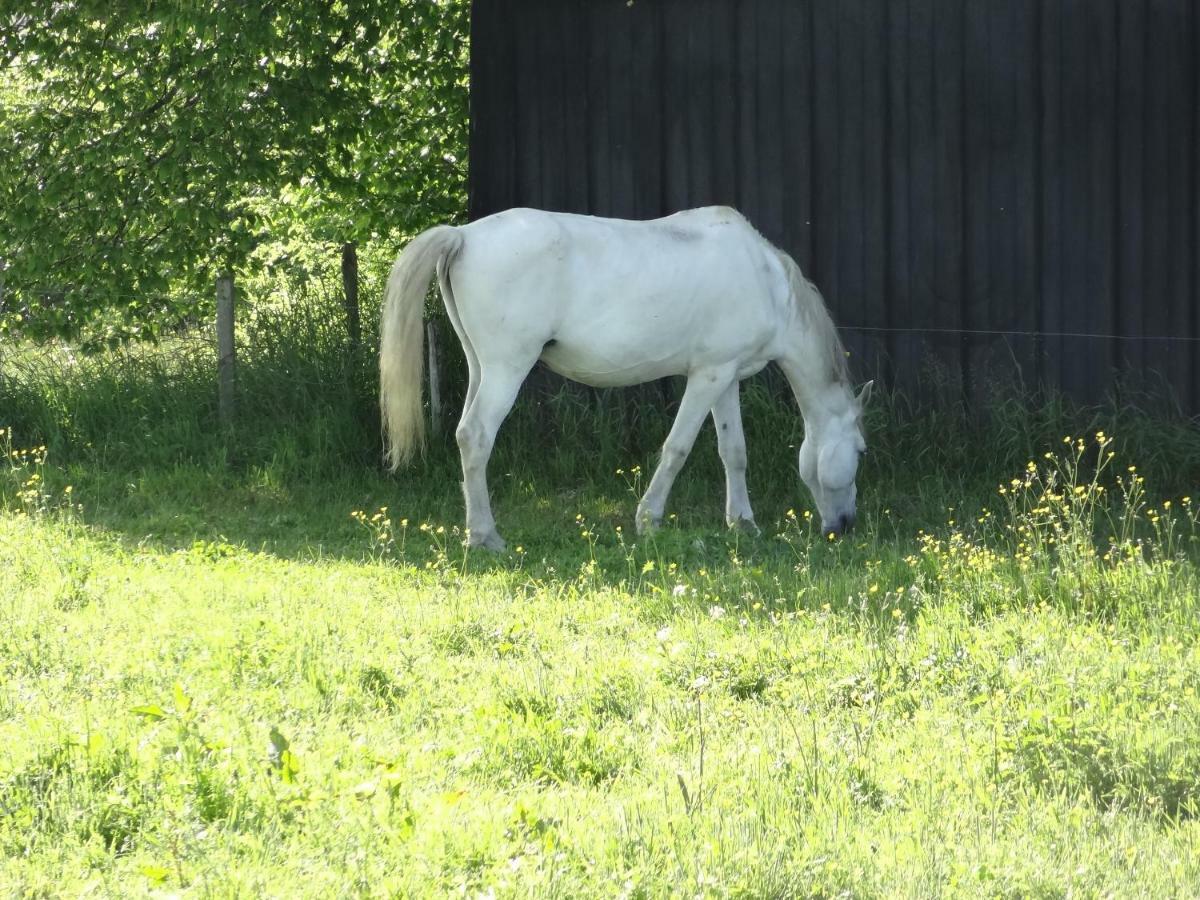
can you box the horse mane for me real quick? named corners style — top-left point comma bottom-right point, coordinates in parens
top-left (776, 250), bottom-right (850, 386)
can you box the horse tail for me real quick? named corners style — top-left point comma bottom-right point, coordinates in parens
top-left (380, 225), bottom-right (464, 469)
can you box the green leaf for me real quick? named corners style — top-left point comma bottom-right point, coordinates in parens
top-left (85, 732), bottom-right (108, 756)
top-left (280, 749), bottom-right (301, 783)
top-left (172, 682), bottom-right (192, 715)
top-left (138, 864), bottom-right (171, 884)
top-left (131, 704), bottom-right (167, 721)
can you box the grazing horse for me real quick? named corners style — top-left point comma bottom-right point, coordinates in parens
top-left (380, 207), bottom-right (871, 551)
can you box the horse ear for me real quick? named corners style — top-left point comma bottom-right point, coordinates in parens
top-left (857, 380), bottom-right (874, 408)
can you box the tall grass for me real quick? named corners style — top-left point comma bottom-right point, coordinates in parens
top-left (2, 275), bottom-right (1198, 508)
top-left (1, 279), bottom-right (381, 477)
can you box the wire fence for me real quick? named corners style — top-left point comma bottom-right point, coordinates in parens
top-left (841, 325), bottom-right (1200, 345)
top-left (8, 284), bottom-right (1200, 346)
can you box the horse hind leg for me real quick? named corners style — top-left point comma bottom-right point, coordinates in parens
top-left (456, 364), bottom-right (533, 551)
top-left (636, 369), bottom-right (735, 534)
top-left (711, 381), bottom-right (758, 532)
top-left (438, 257), bottom-right (481, 415)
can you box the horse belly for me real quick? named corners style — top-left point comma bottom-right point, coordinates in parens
top-left (539, 296), bottom-right (775, 387)
top-left (538, 333), bottom-right (689, 387)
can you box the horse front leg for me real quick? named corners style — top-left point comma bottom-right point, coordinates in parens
top-left (711, 380), bottom-right (758, 532)
top-left (636, 370), bottom-right (735, 534)
top-left (456, 366), bottom-right (529, 551)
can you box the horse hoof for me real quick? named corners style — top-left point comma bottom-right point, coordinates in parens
top-left (635, 511), bottom-right (662, 535)
top-left (728, 518), bottom-right (760, 535)
top-left (468, 531), bottom-right (507, 552)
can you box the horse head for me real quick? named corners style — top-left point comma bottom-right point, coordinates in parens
top-left (799, 381), bottom-right (872, 538)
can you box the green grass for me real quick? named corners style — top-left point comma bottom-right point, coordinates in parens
top-left (3, 317), bottom-right (1200, 897)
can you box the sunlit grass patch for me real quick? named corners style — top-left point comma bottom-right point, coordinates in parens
top-left (473, 702), bottom-right (640, 788)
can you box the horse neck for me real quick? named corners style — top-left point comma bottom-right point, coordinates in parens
top-left (773, 262), bottom-right (854, 430)
top-left (776, 341), bottom-right (855, 433)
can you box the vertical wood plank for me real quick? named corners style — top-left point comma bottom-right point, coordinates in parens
top-left (1142, 0), bottom-right (1170, 402)
top-left (732, 0), bottom-right (754, 213)
top-left (907, 0), bottom-right (937, 401)
top-left (1165, 0), bottom-right (1194, 411)
top-left (662, 0), bottom-right (691, 212)
top-left (685, 2), bottom-right (716, 206)
top-left (811, 0), bottom-right (840, 304)
top-left (706, 0), bottom-right (736, 209)
top-left (630, 0), bottom-right (664, 219)
top-left (932, 0), bottom-right (966, 401)
top-left (962, 0), bottom-right (990, 404)
top-left (886, 0), bottom-right (914, 392)
top-left (754, 0), bottom-right (785, 243)
top-left (1039, 0), bottom-right (1064, 394)
top-left (1085, 0), bottom-right (1118, 402)
top-left (466, 0), bottom-right (489, 218)
top-left (536, 0), bottom-right (568, 211)
top-left (859, 0), bottom-right (887, 384)
top-left (561, 2), bottom-right (590, 214)
top-left (513, 4), bottom-right (543, 209)
top-left (1116, 0), bottom-right (1146, 388)
top-left (1012, 0), bottom-right (1041, 389)
top-left (1194, 0), bottom-right (1200, 411)
top-left (607, 2), bottom-right (635, 217)
top-left (1058, 0), bottom-right (1091, 399)
top-left (586, 2), bottom-right (612, 214)
top-left (836, 0), bottom-right (867, 348)
top-left (781, 0), bottom-right (815, 272)
top-left (986, 0), bottom-right (1022, 394)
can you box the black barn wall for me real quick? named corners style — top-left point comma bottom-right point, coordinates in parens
top-left (469, 0), bottom-right (1200, 412)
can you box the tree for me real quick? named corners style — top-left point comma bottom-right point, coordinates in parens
top-left (0, 1), bottom-right (468, 344)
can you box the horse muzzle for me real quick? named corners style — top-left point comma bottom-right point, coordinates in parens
top-left (823, 512), bottom-right (856, 539)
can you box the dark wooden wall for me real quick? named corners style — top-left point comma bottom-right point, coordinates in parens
top-left (469, 0), bottom-right (1200, 412)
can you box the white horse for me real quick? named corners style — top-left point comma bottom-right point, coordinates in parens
top-left (380, 206), bottom-right (871, 551)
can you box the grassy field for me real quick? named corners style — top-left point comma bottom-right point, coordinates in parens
top-left (2, 333), bottom-right (1200, 897)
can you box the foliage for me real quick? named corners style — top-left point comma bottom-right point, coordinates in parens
top-left (0, 1), bottom-right (468, 343)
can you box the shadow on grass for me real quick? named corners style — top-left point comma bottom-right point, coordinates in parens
top-left (9, 428), bottom-right (994, 629)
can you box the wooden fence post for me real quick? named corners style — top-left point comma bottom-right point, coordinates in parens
top-left (340, 242), bottom-right (361, 349)
top-left (0, 262), bottom-right (5, 395)
top-left (216, 273), bottom-right (236, 426)
top-left (426, 320), bottom-right (441, 435)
